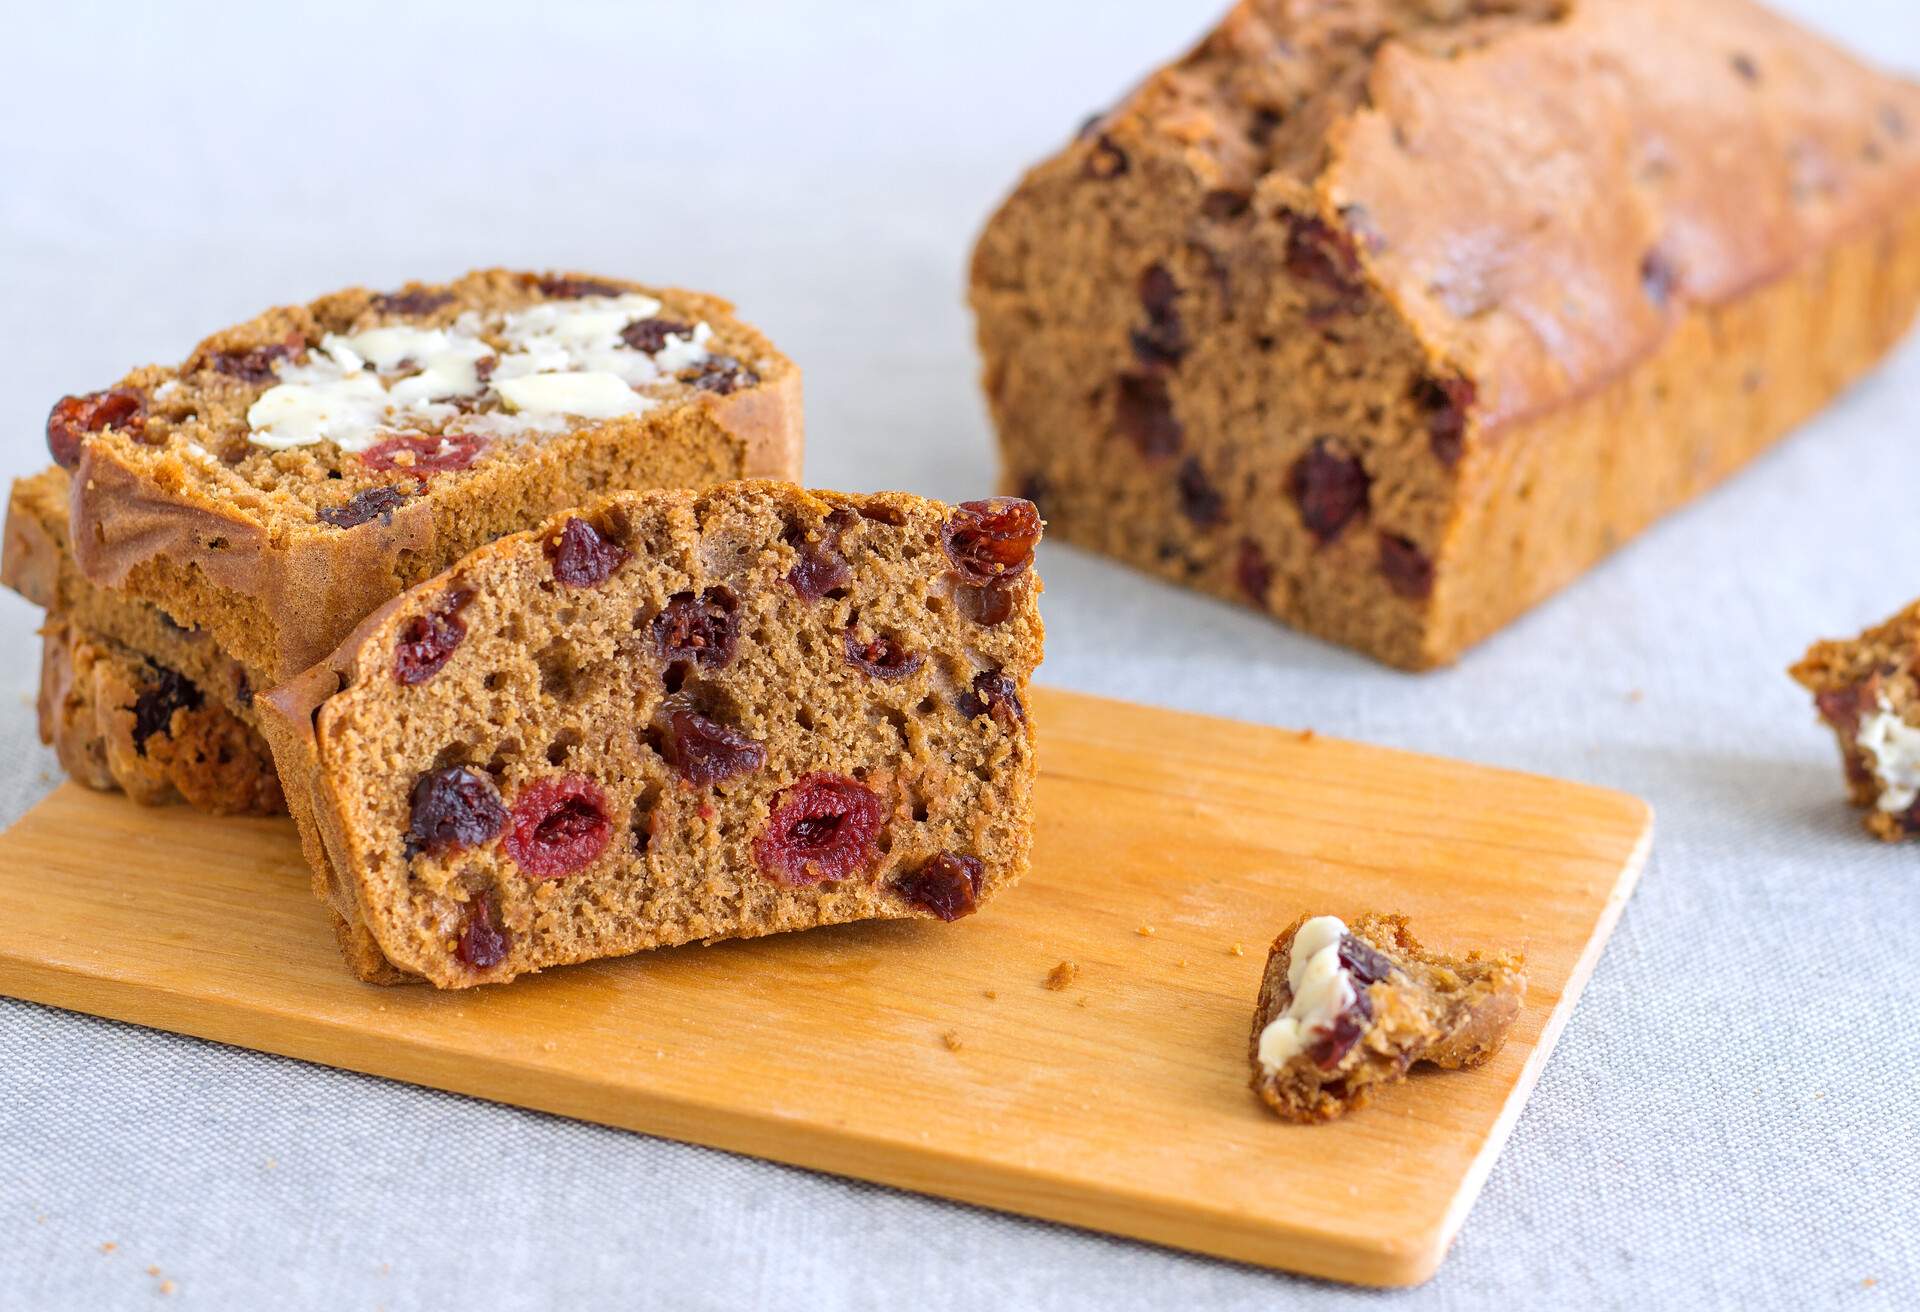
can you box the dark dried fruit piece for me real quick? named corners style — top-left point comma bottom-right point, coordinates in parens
top-left (1338, 934), bottom-right (1396, 987)
top-left (787, 514), bottom-right (854, 601)
top-left (504, 775), bottom-right (612, 878)
top-left (1305, 991), bottom-right (1373, 1071)
top-left (131, 666), bottom-right (202, 754)
top-left (1378, 534), bottom-right (1435, 601)
top-left (1085, 133), bottom-right (1130, 179)
top-left (1236, 539), bottom-right (1273, 606)
top-left (360, 431), bottom-right (488, 473)
top-left (393, 588), bottom-right (474, 685)
top-left (1201, 188), bottom-right (1252, 221)
top-left (959, 671), bottom-right (1023, 730)
top-left (1115, 371), bottom-right (1182, 459)
top-left (212, 334), bottom-right (304, 383)
top-left (1285, 214), bottom-right (1368, 313)
top-left (845, 630), bottom-right (925, 680)
top-left (892, 853), bottom-right (985, 922)
top-left (620, 317), bottom-right (693, 353)
top-left (1815, 684), bottom-right (1872, 735)
top-left (753, 772), bottom-right (886, 887)
top-left (319, 484), bottom-right (412, 529)
top-left (688, 355), bottom-right (758, 395)
top-left (46, 387), bottom-right (145, 469)
top-left (955, 582), bottom-right (1017, 627)
top-left (538, 275), bottom-right (626, 299)
top-left (1730, 52), bottom-right (1761, 83)
top-left (1288, 440), bottom-right (1370, 544)
top-left (660, 704), bottom-right (766, 786)
top-left (1640, 248), bottom-right (1678, 310)
top-left (374, 288), bottom-right (454, 317)
top-left (406, 765), bottom-right (508, 858)
top-left (547, 517), bottom-right (629, 588)
top-left (1177, 458), bottom-right (1225, 527)
top-left (942, 498), bottom-right (1042, 585)
top-left (1131, 264), bottom-right (1187, 369)
top-left (456, 894), bottom-right (510, 969)
top-left (1412, 375), bottom-right (1475, 466)
top-left (652, 588), bottom-right (740, 670)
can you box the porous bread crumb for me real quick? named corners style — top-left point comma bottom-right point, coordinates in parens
top-left (1044, 960), bottom-right (1079, 990)
top-left (1229, 942), bottom-right (1245, 957)
top-left (941, 1029), bottom-right (963, 1051)
top-left (982, 988), bottom-right (998, 1000)
top-left (1136, 924), bottom-right (1156, 937)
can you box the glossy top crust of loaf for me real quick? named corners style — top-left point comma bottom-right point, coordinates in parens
top-left (985, 0), bottom-right (1920, 433)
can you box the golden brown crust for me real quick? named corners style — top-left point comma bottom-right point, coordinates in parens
top-left (65, 269), bottom-right (804, 682)
top-left (259, 481), bottom-right (1044, 988)
top-left (1789, 600), bottom-right (1920, 841)
top-left (971, 1), bottom-right (1920, 669)
top-left (1248, 912), bottom-right (1525, 1123)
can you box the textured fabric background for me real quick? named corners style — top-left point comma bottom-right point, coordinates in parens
top-left (4, 2), bottom-right (1918, 1307)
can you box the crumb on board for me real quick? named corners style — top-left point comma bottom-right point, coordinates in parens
top-left (982, 988), bottom-right (997, 1000)
top-left (1229, 942), bottom-right (1245, 957)
top-left (146, 1266), bottom-right (160, 1277)
top-left (941, 1029), bottom-right (963, 1052)
top-left (160, 1281), bottom-right (175, 1296)
top-left (1044, 961), bottom-right (1079, 991)
top-left (1136, 925), bottom-right (1155, 937)
top-left (1298, 727), bottom-right (1315, 742)
top-left (100, 1242), bottom-right (117, 1255)
top-left (1075, 996), bottom-right (1089, 1008)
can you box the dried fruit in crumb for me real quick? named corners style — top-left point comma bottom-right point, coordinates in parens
top-left (1285, 214), bottom-right (1368, 311)
top-left (211, 333), bottom-right (303, 383)
top-left (660, 704), bottom-right (766, 786)
top-left (374, 288), bottom-right (454, 316)
top-left (958, 671), bottom-right (1023, 729)
top-left (652, 588), bottom-right (740, 670)
top-left (360, 431), bottom-right (487, 473)
top-left (1378, 533), bottom-right (1435, 600)
top-left (1131, 263), bottom-right (1187, 369)
top-left (393, 587), bottom-right (472, 685)
top-left (46, 387), bottom-right (145, 468)
top-left (892, 852), bottom-right (985, 921)
top-left (844, 629), bottom-right (925, 680)
top-left (1289, 439), bottom-right (1370, 544)
top-left (406, 766), bottom-right (507, 858)
top-left (942, 498), bottom-right (1042, 584)
top-left (620, 317), bottom-right (693, 353)
top-left (131, 665), bottom-right (202, 754)
top-left (754, 772), bottom-right (886, 887)
top-left (955, 581), bottom-right (1017, 627)
top-left (538, 275), bottom-right (626, 299)
top-left (689, 355), bottom-right (758, 394)
top-left (505, 775), bottom-right (612, 878)
top-left (1114, 371), bottom-right (1182, 459)
top-left (786, 514), bottom-right (854, 600)
top-left (547, 517), bottom-right (629, 587)
top-left (1176, 458), bottom-right (1225, 527)
top-left (1235, 539), bottom-right (1273, 605)
top-left (318, 484), bottom-right (411, 529)
top-left (455, 895), bottom-right (510, 968)
top-left (1413, 375), bottom-right (1475, 466)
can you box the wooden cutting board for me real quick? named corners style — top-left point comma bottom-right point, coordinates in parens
top-left (0, 686), bottom-right (1649, 1287)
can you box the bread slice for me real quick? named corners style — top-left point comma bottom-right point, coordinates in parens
top-left (258, 482), bottom-right (1045, 987)
top-left (61, 269), bottom-right (803, 683)
top-left (1790, 601), bottom-right (1920, 841)
top-left (1249, 913), bottom-right (1524, 1123)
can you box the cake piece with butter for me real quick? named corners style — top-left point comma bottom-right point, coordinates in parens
top-left (1249, 913), bottom-right (1525, 1123)
top-left (1791, 601), bottom-right (1920, 842)
top-left (55, 269), bottom-right (802, 683)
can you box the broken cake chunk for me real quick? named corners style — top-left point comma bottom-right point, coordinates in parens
top-left (1790, 600), bottom-right (1920, 841)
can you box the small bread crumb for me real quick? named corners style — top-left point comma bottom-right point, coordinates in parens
top-left (941, 1029), bottom-right (963, 1051)
top-left (160, 1281), bottom-right (175, 1296)
top-left (1298, 727), bottom-right (1316, 742)
top-left (1229, 942), bottom-right (1245, 957)
top-left (1075, 996), bottom-right (1089, 1008)
top-left (100, 1242), bottom-right (117, 1255)
top-left (1044, 961), bottom-right (1079, 991)
top-left (146, 1266), bottom-right (161, 1277)
top-left (1136, 924), bottom-right (1155, 937)
top-left (982, 988), bottom-right (997, 1000)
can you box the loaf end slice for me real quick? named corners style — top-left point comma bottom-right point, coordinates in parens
top-left (259, 482), bottom-right (1045, 987)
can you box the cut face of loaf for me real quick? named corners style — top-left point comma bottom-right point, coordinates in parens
top-left (1249, 913), bottom-right (1525, 1123)
top-left (971, 0), bottom-right (1920, 668)
top-left (259, 482), bottom-right (1045, 988)
top-left (1790, 601), bottom-right (1920, 842)
top-left (59, 269), bottom-right (804, 682)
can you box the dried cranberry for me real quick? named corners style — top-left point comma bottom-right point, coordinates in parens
top-left (504, 775), bottom-right (612, 878)
top-left (406, 766), bottom-right (508, 858)
top-left (1131, 264), bottom-right (1187, 370)
top-left (374, 288), bottom-right (454, 316)
top-left (360, 431), bottom-right (488, 473)
top-left (958, 671), bottom-right (1023, 730)
top-left (620, 317), bottom-right (692, 352)
top-left (1115, 371), bottom-right (1182, 459)
top-left (787, 515), bottom-right (854, 601)
top-left (1285, 214), bottom-right (1368, 313)
top-left (955, 582), bottom-right (1017, 627)
top-left (212, 334), bottom-right (303, 383)
top-left (1305, 992), bottom-right (1373, 1071)
top-left (131, 665), bottom-right (202, 754)
top-left (1338, 934), bottom-right (1396, 987)
top-left (1640, 248), bottom-right (1678, 310)
top-left (652, 588), bottom-right (740, 669)
top-left (1815, 685), bottom-right (1871, 734)
top-left (46, 387), bottom-right (145, 469)
top-left (845, 630), bottom-right (925, 680)
top-left (892, 853), bottom-right (985, 922)
top-left (1201, 188), bottom-right (1252, 221)
top-left (393, 588), bottom-right (473, 685)
top-left (456, 894), bottom-right (511, 969)
top-left (1288, 440), bottom-right (1370, 544)
top-left (1176, 458), bottom-right (1225, 527)
top-left (689, 355), bottom-right (758, 395)
top-left (538, 275), bottom-right (625, 299)
top-left (1412, 376), bottom-right (1475, 466)
top-left (1378, 534), bottom-right (1435, 600)
top-left (1085, 133), bottom-right (1129, 179)
top-left (547, 517), bottom-right (629, 588)
top-left (1235, 539), bottom-right (1273, 606)
top-left (1731, 52), bottom-right (1761, 83)
top-left (942, 498), bottom-right (1042, 585)
top-left (319, 484), bottom-right (412, 529)
top-left (753, 772), bottom-right (886, 887)
top-left (660, 704), bottom-right (765, 786)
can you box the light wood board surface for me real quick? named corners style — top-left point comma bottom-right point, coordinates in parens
top-left (0, 686), bottom-right (1650, 1286)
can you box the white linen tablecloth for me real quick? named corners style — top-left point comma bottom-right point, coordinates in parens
top-left (4, 2), bottom-right (1916, 1307)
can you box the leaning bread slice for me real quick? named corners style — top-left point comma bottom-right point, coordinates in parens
top-left (1249, 913), bottom-right (1525, 1123)
top-left (62, 268), bottom-right (803, 683)
top-left (259, 482), bottom-right (1045, 987)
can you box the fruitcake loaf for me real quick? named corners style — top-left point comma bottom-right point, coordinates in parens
top-left (59, 269), bottom-right (803, 683)
top-left (1250, 913), bottom-right (1525, 1123)
top-left (1790, 600), bottom-right (1920, 842)
top-left (257, 482), bottom-right (1045, 987)
top-left (5, 467), bottom-right (283, 814)
top-left (971, 0), bottom-right (1920, 668)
